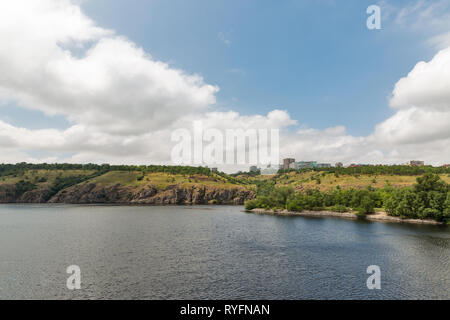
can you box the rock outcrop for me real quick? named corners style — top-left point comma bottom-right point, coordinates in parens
top-left (17, 188), bottom-right (52, 203)
top-left (48, 183), bottom-right (134, 204)
top-left (45, 183), bottom-right (254, 205)
top-left (0, 180), bottom-right (255, 205)
top-left (130, 185), bottom-right (253, 205)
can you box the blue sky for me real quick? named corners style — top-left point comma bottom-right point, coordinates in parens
top-left (78, 0), bottom-right (435, 136)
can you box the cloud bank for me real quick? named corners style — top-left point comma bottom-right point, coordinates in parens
top-left (0, 0), bottom-right (449, 171)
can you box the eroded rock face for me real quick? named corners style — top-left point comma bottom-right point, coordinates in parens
top-left (48, 183), bottom-right (134, 204)
top-left (131, 185), bottom-right (254, 205)
top-left (47, 184), bottom-right (255, 205)
top-left (17, 188), bottom-right (52, 203)
top-left (0, 185), bottom-right (51, 203)
top-left (0, 181), bottom-right (255, 205)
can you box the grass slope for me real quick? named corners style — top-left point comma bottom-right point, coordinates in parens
top-left (0, 169), bottom-right (247, 193)
top-left (1, 166), bottom-right (449, 199)
top-left (245, 171), bottom-right (450, 191)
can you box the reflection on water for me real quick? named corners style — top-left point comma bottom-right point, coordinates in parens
top-left (0, 205), bottom-right (448, 299)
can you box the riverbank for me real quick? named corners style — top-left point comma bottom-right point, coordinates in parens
top-left (249, 208), bottom-right (445, 225)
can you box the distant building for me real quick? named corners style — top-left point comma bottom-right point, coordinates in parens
top-left (316, 163), bottom-right (331, 168)
top-left (442, 164), bottom-right (450, 168)
top-left (346, 163), bottom-right (369, 168)
top-left (261, 164), bottom-right (280, 175)
top-left (298, 161), bottom-right (317, 169)
top-left (335, 162), bottom-right (343, 168)
top-left (283, 158), bottom-right (296, 170)
top-left (289, 162), bottom-right (298, 170)
top-left (210, 168), bottom-right (218, 173)
top-left (408, 160), bottom-right (425, 167)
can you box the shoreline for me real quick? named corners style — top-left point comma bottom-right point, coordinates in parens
top-left (0, 202), bottom-right (445, 225)
top-left (0, 202), bottom-right (240, 207)
top-left (249, 208), bottom-right (445, 226)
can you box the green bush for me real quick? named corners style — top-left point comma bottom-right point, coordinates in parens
top-left (355, 210), bottom-right (367, 217)
top-left (383, 174), bottom-right (449, 222)
top-left (244, 199), bottom-right (259, 210)
top-left (331, 204), bottom-right (348, 213)
top-left (360, 195), bottom-right (375, 214)
top-left (286, 197), bottom-right (304, 212)
top-left (422, 208), bottom-right (440, 220)
top-left (15, 180), bottom-right (37, 197)
top-left (246, 173), bottom-right (449, 223)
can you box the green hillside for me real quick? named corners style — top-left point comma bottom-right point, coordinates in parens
top-left (1, 163), bottom-right (449, 221)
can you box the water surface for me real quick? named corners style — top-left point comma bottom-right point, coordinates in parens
top-left (0, 205), bottom-right (448, 299)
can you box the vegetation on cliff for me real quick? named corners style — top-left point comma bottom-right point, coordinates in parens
top-left (278, 164), bottom-right (450, 176)
top-left (0, 164), bottom-right (254, 204)
top-left (0, 163), bottom-right (217, 178)
top-left (239, 168), bottom-right (450, 192)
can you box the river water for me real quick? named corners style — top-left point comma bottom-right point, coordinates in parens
top-left (0, 204), bottom-right (448, 299)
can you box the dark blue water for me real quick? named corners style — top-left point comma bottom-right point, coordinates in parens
top-left (0, 205), bottom-right (448, 299)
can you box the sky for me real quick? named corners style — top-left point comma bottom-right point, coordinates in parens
top-left (0, 0), bottom-right (449, 171)
top-left (82, 0), bottom-right (438, 135)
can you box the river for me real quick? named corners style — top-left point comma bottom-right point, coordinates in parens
top-left (0, 204), bottom-right (448, 299)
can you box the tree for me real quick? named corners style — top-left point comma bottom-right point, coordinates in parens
top-left (414, 173), bottom-right (447, 193)
top-left (360, 195), bottom-right (375, 214)
top-left (443, 193), bottom-right (450, 222)
top-left (271, 187), bottom-right (294, 208)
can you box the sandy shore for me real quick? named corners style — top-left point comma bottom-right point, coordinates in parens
top-left (249, 208), bottom-right (445, 225)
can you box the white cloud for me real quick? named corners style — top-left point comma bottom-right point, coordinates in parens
top-left (390, 47), bottom-right (450, 110)
top-left (0, 0), bottom-right (218, 135)
top-left (373, 47), bottom-right (450, 148)
top-left (380, 0), bottom-right (450, 49)
top-left (375, 108), bottom-right (450, 144)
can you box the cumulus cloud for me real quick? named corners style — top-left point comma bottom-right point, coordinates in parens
top-left (373, 47), bottom-right (450, 148)
top-left (0, 0), bottom-right (218, 135)
top-left (390, 48), bottom-right (450, 110)
top-left (375, 107), bottom-right (450, 144)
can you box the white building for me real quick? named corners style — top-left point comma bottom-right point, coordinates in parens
top-left (261, 164), bottom-right (281, 175)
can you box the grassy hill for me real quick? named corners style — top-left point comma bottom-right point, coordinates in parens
top-left (245, 170), bottom-right (450, 191)
top-left (0, 163), bottom-right (449, 207)
top-left (0, 164), bottom-right (254, 204)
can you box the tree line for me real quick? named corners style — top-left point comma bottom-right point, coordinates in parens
top-left (278, 165), bottom-right (450, 176)
top-left (0, 163), bottom-right (216, 177)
